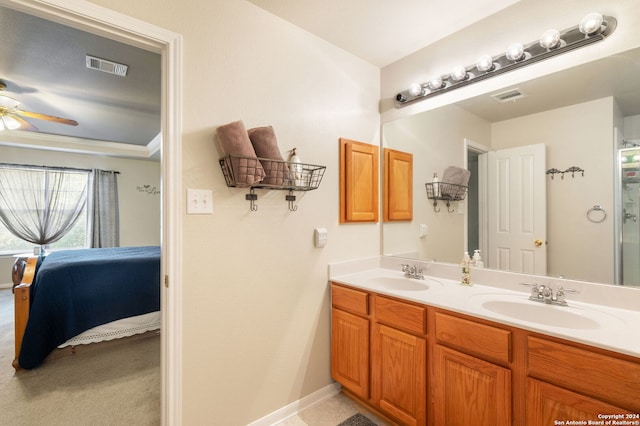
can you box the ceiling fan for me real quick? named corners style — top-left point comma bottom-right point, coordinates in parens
top-left (0, 81), bottom-right (78, 131)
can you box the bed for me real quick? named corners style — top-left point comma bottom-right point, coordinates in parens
top-left (12, 246), bottom-right (161, 370)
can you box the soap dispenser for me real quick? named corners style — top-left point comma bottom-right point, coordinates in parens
top-left (432, 172), bottom-right (441, 197)
top-left (472, 250), bottom-right (484, 268)
top-left (289, 148), bottom-right (303, 186)
top-left (460, 252), bottom-right (472, 286)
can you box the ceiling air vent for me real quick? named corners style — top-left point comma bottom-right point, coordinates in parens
top-left (490, 88), bottom-right (527, 103)
top-left (85, 55), bottom-right (128, 77)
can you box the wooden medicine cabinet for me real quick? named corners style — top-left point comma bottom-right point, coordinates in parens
top-left (339, 138), bottom-right (379, 223)
top-left (383, 148), bottom-right (413, 221)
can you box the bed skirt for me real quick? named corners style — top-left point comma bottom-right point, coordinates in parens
top-left (58, 311), bottom-right (161, 348)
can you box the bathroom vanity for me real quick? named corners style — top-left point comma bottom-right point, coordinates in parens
top-left (329, 260), bottom-right (640, 426)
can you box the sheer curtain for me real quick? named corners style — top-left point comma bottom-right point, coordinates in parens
top-left (0, 166), bottom-right (88, 250)
top-left (88, 169), bottom-right (119, 248)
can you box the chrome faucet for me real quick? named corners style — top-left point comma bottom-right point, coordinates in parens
top-left (401, 264), bottom-right (425, 280)
top-left (521, 283), bottom-right (578, 306)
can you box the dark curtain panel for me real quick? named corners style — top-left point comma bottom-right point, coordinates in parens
top-left (88, 169), bottom-right (119, 248)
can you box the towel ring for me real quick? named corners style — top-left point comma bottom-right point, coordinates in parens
top-left (586, 205), bottom-right (606, 223)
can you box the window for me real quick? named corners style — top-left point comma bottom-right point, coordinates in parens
top-left (0, 166), bottom-right (90, 255)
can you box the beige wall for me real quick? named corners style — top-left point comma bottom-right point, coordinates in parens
top-left (626, 114), bottom-right (640, 140)
top-left (491, 97), bottom-right (616, 283)
top-left (0, 145), bottom-right (160, 285)
top-left (83, 0), bottom-right (380, 424)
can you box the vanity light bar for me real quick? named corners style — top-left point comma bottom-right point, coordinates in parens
top-left (395, 13), bottom-right (617, 108)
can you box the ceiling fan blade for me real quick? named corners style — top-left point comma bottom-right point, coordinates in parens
top-left (15, 109), bottom-right (78, 126)
top-left (7, 114), bottom-right (39, 131)
top-left (0, 95), bottom-right (20, 110)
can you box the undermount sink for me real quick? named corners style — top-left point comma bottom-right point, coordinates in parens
top-left (363, 276), bottom-right (440, 291)
top-left (480, 299), bottom-right (601, 330)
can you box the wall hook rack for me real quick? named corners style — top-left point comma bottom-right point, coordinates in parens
top-left (546, 167), bottom-right (585, 179)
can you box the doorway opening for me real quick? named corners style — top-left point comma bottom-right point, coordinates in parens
top-left (0, 0), bottom-right (183, 423)
top-left (464, 139), bottom-right (488, 264)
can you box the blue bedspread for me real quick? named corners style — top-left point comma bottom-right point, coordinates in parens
top-left (19, 246), bottom-right (160, 369)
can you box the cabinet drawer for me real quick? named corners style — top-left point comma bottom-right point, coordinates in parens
top-left (331, 284), bottom-right (369, 316)
top-left (527, 336), bottom-right (640, 411)
top-left (374, 295), bottom-right (426, 335)
top-left (435, 311), bottom-right (511, 366)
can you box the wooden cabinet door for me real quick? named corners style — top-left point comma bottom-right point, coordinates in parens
top-left (371, 323), bottom-right (426, 426)
top-left (526, 378), bottom-right (633, 426)
top-left (433, 345), bottom-right (511, 426)
top-left (331, 308), bottom-right (369, 399)
top-left (384, 148), bottom-right (413, 221)
top-left (340, 138), bottom-right (379, 223)
top-left (527, 336), bottom-right (640, 412)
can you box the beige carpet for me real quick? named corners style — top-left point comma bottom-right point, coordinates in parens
top-left (0, 288), bottom-right (161, 425)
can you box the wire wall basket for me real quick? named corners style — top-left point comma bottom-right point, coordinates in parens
top-left (425, 182), bottom-right (468, 201)
top-left (219, 155), bottom-right (326, 190)
top-left (425, 182), bottom-right (468, 213)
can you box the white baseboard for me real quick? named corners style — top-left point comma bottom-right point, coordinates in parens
top-left (247, 382), bottom-right (342, 426)
top-left (0, 283), bottom-right (13, 289)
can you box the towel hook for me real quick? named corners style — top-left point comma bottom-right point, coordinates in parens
top-left (546, 168), bottom-right (563, 179)
top-left (564, 166), bottom-right (584, 178)
top-left (446, 200), bottom-right (455, 213)
top-left (246, 188), bottom-right (258, 211)
top-left (286, 190), bottom-right (298, 212)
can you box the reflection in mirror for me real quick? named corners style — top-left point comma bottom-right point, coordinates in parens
top-left (382, 47), bottom-right (640, 288)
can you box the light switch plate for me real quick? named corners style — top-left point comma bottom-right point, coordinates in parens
top-left (187, 189), bottom-right (213, 214)
top-left (314, 227), bottom-right (328, 247)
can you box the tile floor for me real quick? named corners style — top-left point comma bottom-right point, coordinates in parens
top-left (274, 391), bottom-right (394, 426)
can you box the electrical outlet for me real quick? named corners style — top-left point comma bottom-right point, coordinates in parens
top-left (187, 189), bottom-right (213, 214)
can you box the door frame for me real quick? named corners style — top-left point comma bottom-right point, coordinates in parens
top-left (0, 0), bottom-right (183, 424)
top-left (464, 138), bottom-right (489, 259)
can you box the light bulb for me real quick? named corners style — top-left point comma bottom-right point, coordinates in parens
top-left (505, 43), bottom-right (525, 61)
top-left (408, 83), bottom-right (423, 97)
top-left (579, 12), bottom-right (604, 35)
top-left (476, 55), bottom-right (495, 72)
top-left (427, 76), bottom-right (444, 91)
top-left (450, 65), bottom-right (468, 82)
top-left (2, 115), bottom-right (20, 130)
top-left (0, 118), bottom-right (4, 131)
top-left (540, 29), bottom-right (561, 49)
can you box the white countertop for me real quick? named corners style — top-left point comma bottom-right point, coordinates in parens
top-left (329, 258), bottom-right (640, 358)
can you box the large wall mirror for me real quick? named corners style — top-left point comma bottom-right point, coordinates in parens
top-left (382, 46), bottom-right (640, 288)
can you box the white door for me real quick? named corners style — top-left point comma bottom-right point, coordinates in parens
top-left (486, 144), bottom-right (547, 275)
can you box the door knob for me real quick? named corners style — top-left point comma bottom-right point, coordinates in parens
top-left (534, 239), bottom-right (543, 247)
